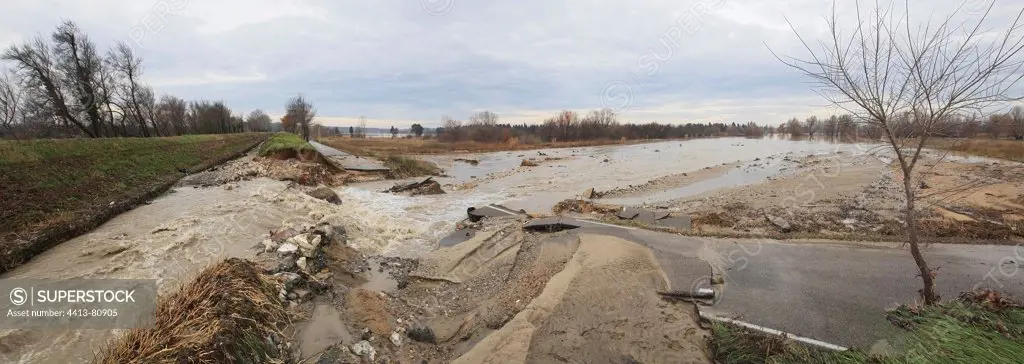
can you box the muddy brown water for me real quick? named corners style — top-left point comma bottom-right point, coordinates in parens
top-left (1, 137), bottom-right (870, 363)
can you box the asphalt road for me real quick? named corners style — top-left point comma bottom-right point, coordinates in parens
top-left (570, 226), bottom-right (1024, 350)
top-left (308, 140), bottom-right (390, 171)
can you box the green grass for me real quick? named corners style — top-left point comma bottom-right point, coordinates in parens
top-left (258, 132), bottom-right (314, 156)
top-left (710, 293), bottom-right (1024, 364)
top-left (382, 155), bottom-right (442, 179)
top-left (0, 133), bottom-right (267, 272)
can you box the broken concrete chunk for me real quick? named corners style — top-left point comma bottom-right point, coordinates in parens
top-left (386, 177), bottom-right (446, 195)
top-left (390, 331), bottom-right (403, 347)
top-left (262, 239), bottom-right (279, 253)
top-left (307, 187), bottom-right (342, 204)
top-left (654, 216), bottom-right (692, 231)
top-left (297, 257), bottom-right (308, 271)
top-left (350, 341), bottom-right (376, 361)
top-left (277, 243), bottom-right (299, 254)
top-left (582, 188), bottom-right (596, 199)
top-left (617, 208), bottom-right (641, 220)
top-left (765, 212), bottom-right (792, 233)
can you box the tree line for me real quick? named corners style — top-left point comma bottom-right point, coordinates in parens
top-left (0, 21), bottom-right (275, 139)
top-left (779, 107), bottom-right (1024, 140)
top-left (432, 109), bottom-right (778, 144)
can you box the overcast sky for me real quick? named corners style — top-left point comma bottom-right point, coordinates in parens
top-left (1, 0), bottom-right (1021, 127)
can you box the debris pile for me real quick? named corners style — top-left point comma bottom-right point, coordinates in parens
top-left (385, 177), bottom-right (446, 196)
top-left (552, 198), bottom-right (622, 215)
top-left (93, 259), bottom-right (290, 364)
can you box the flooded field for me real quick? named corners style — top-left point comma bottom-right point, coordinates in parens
top-left (9, 136), bottom-right (1020, 363)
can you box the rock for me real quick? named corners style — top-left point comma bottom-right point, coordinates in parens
top-left (582, 188), bottom-right (596, 199)
top-left (277, 243), bottom-right (299, 254)
top-left (274, 272), bottom-right (301, 284)
top-left (386, 177), bottom-right (446, 196)
top-left (297, 257), bottom-right (308, 271)
top-left (520, 159), bottom-right (539, 167)
top-left (307, 187), bottom-right (342, 205)
top-left (314, 222), bottom-right (335, 241)
top-left (277, 256), bottom-right (297, 272)
top-left (316, 344), bottom-right (360, 364)
top-left (765, 212), bottom-right (792, 233)
top-left (310, 234), bottom-right (323, 249)
top-left (390, 331), bottom-right (403, 347)
top-left (290, 235), bottom-right (317, 256)
top-left (407, 326), bottom-right (437, 344)
top-left (287, 292), bottom-right (298, 300)
top-left (262, 239), bottom-right (279, 253)
top-left (271, 228), bottom-right (298, 242)
top-left (350, 341), bottom-right (376, 361)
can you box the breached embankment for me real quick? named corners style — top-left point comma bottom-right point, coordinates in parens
top-left (87, 213), bottom-right (710, 363)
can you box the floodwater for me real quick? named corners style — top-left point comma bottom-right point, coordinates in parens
top-left (1, 137), bottom-right (866, 363)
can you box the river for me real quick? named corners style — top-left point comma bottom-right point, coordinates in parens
top-left (0, 137), bottom-right (862, 363)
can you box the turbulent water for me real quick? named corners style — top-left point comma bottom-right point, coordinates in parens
top-left (0, 137), bottom-right (863, 363)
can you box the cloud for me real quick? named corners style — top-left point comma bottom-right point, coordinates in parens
top-left (1, 0), bottom-right (1021, 127)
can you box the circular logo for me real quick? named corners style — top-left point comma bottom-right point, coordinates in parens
top-left (421, 0), bottom-right (455, 16)
top-left (599, 80), bottom-right (634, 113)
top-left (10, 287), bottom-right (27, 306)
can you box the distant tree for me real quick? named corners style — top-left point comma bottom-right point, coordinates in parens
top-left (804, 116), bottom-right (818, 138)
top-left (786, 117), bottom-right (804, 137)
top-left (285, 94), bottom-right (316, 141)
top-left (245, 109), bottom-right (272, 132)
top-left (411, 123), bottom-right (424, 137)
top-left (0, 69), bottom-right (21, 137)
top-left (356, 116), bottom-right (367, 138)
top-left (390, 125), bottom-right (398, 138)
top-left (1011, 105), bottom-right (1024, 140)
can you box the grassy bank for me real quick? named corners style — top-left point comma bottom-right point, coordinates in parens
top-left (710, 291), bottom-right (1024, 363)
top-left (0, 133), bottom-right (267, 273)
top-left (928, 138), bottom-right (1024, 163)
top-left (318, 136), bottom-right (651, 155)
top-left (259, 132), bottom-right (316, 157)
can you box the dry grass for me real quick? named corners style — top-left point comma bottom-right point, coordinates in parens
top-left (318, 136), bottom-right (645, 155)
top-left (928, 138), bottom-right (1024, 162)
top-left (93, 258), bottom-right (288, 364)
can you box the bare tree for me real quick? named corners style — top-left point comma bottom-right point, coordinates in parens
top-left (285, 95), bottom-right (316, 141)
top-left (778, 1), bottom-right (1024, 304)
top-left (0, 69), bottom-right (20, 138)
top-left (804, 116), bottom-right (819, 138)
top-left (1011, 105), bottom-right (1024, 139)
top-left (357, 116), bottom-right (368, 138)
top-left (245, 109), bottom-right (272, 132)
top-left (108, 42), bottom-right (149, 137)
top-left (786, 117), bottom-right (804, 137)
top-left (52, 21), bottom-right (106, 137)
top-left (158, 95), bottom-right (187, 135)
top-left (3, 37), bottom-right (95, 137)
